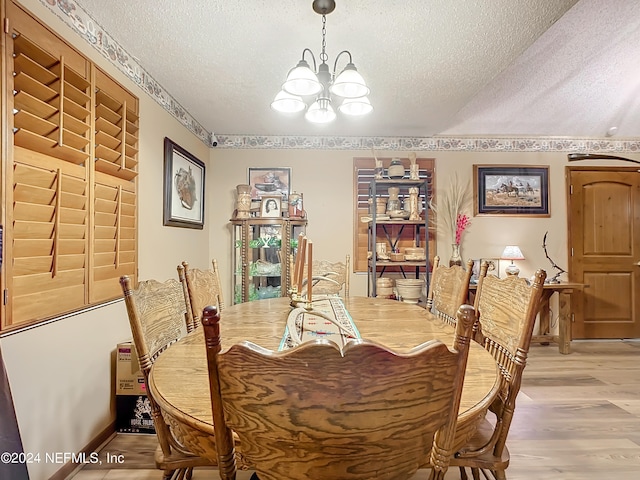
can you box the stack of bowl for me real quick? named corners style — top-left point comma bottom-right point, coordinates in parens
top-left (376, 277), bottom-right (395, 298)
top-left (394, 279), bottom-right (424, 304)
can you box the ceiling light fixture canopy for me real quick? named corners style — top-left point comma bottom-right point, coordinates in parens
top-left (271, 0), bottom-right (372, 124)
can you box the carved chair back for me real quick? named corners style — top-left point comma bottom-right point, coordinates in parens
top-left (202, 304), bottom-right (477, 480)
top-left (178, 259), bottom-right (225, 332)
top-left (455, 268), bottom-right (547, 476)
top-left (119, 275), bottom-right (212, 476)
top-left (426, 256), bottom-right (475, 327)
top-left (301, 254), bottom-right (350, 297)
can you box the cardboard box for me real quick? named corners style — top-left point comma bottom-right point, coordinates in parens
top-left (116, 342), bottom-right (147, 395)
top-left (115, 394), bottom-right (155, 434)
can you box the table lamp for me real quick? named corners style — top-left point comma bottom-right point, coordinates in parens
top-left (501, 245), bottom-right (525, 276)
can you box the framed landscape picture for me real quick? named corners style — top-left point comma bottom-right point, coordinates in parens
top-left (163, 137), bottom-right (206, 229)
top-left (474, 165), bottom-right (549, 216)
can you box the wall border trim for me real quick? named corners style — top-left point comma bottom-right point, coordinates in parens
top-left (213, 135), bottom-right (640, 152)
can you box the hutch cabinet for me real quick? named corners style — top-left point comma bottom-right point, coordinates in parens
top-left (367, 179), bottom-right (431, 297)
top-left (232, 218), bottom-right (307, 304)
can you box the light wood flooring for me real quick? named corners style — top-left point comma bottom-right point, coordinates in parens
top-left (68, 340), bottom-right (640, 480)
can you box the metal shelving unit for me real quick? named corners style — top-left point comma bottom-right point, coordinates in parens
top-left (367, 179), bottom-right (431, 297)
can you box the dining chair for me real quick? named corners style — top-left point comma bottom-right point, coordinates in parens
top-left (119, 275), bottom-right (214, 480)
top-left (426, 255), bottom-right (475, 327)
top-left (451, 268), bottom-right (547, 480)
top-left (202, 302), bottom-right (477, 480)
top-left (178, 259), bottom-right (225, 333)
top-left (301, 254), bottom-right (350, 297)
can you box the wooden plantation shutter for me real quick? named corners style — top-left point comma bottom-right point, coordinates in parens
top-left (11, 153), bottom-right (89, 324)
top-left (6, 2), bottom-right (91, 328)
top-left (353, 157), bottom-right (436, 273)
top-left (91, 69), bottom-right (139, 303)
top-left (3, 0), bottom-right (139, 331)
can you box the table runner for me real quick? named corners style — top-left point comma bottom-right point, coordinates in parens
top-left (279, 297), bottom-right (360, 351)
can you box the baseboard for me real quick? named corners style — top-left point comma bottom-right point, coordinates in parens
top-left (48, 422), bottom-right (116, 480)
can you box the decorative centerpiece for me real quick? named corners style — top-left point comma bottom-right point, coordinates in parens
top-left (387, 158), bottom-right (406, 179)
top-left (429, 174), bottom-right (472, 266)
top-left (289, 191), bottom-right (305, 218)
top-left (234, 184), bottom-right (252, 219)
top-left (408, 152), bottom-right (419, 180)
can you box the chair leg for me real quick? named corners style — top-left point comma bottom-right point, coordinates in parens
top-left (471, 467), bottom-right (481, 480)
top-left (478, 468), bottom-right (504, 480)
top-left (185, 467), bottom-right (194, 480)
top-left (163, 469), bottom-right (177, 480)
top-left (428, 469), bottom-right (446, 480)
top-left (459, 466), bottom-right (468, 480)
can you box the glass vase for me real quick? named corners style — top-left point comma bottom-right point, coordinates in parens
top-left (449, 244), bottom-right (463, 267)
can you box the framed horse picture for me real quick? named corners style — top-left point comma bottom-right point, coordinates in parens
top-left (163, 137), bottom-right (206, 229)
top-left (474, 165), bottom-right (549, 216)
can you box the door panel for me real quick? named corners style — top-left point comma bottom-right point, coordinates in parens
top-left (569, 169), bottom-right (640, 339)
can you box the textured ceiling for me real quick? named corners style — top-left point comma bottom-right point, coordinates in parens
top-left (72, 0), bottom-right (640, 140)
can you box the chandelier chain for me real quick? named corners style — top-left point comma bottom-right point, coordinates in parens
top-left (320, 15), bottom-right (328, 63)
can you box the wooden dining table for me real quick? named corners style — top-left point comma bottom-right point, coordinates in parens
top-left (148, 296), bottom-right (500, 465)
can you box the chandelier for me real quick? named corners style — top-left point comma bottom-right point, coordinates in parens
top-left (271, 0), bottom-right (372, 124)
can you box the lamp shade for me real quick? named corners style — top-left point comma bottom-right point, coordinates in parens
top-left (282, 60), bottom-right (322, 96)
top-left (338, 96), bottom-right (373, 116)
top-left (305, 98), bottom-right (336, 124)
top-left (501, 245), bottom-right (525, 260)
top-left (271, 90), bottom-right (306, 113)
top-left (329, 63), bottom-right (370, 98)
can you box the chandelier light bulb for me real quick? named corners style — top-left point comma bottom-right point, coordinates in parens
top-left (305, 98), bottom-right (336, 124)
top-left (338, 96), bottom-right (373, 116)
top-left (271, 90), bottom-right (306, 113)
top-left (282, 59), bottom-right (322, 97)
top-left (330, 63), bottom-right (370, 98)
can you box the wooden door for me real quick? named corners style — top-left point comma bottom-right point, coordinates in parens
top-left (569, 168), bottom-right (640, 338)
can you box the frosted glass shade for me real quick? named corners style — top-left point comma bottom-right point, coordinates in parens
top-left (305, 98), bottom-right (336, 124)
top-left (282, 60), bottom-right (322, 96)
top-left (338, 96), bottom-right (373, 116)
top-left (271, 90), bottom-right (306, 113)
top-left (330, 64), bottom-right (369, 98)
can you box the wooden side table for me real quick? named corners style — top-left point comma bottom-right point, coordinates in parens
top-left (531, 282), bottom-right (583, 354)
top-left (469, 282), bottom-right (584, 354)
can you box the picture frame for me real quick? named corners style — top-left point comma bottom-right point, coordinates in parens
top-left (260, 196), bottom-right (282, 218)
top-left (163, 137), bottom-right (206, 229)
top-left (480, 258), bottom-right (500, 278)
top-left (248, 167), bottom-right (291, 201)
top-left (474, 165), bottom-right (549, 216)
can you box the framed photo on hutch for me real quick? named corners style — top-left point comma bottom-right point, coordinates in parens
top-left (260, 196), bottom-right (282, 218)
top-left (163, 137), bottom-right (206, 229)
